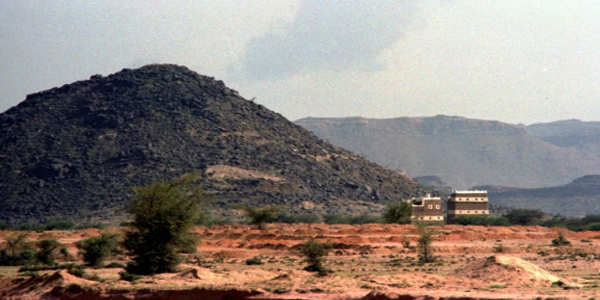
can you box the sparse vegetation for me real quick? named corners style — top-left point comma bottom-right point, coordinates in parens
top-left (503, 209), bottom-right (545, 226)
top-left (122, 173), bottom-right (205, 275)
top-left (382, 201), bottom-right (412, 224)
top-left (276, 213), bottom-right (321, 224)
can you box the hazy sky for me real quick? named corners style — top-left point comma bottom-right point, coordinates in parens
top-left (2, 0), bottom-right (600, 124)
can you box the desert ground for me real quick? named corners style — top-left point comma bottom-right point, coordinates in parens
top-left (1, 223), bottom-right (600, 300)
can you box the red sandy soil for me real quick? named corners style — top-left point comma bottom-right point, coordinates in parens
top-left (1, 224), bottom-right (599, 299)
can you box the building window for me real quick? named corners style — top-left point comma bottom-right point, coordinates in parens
top-left (436, 205), bottom-right (440, 209)
top-left (428, 205), bottom-right (433, 209)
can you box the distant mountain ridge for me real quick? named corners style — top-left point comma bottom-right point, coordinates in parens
top-left (474, 175), bottom-right (600, 217)
top-left (0, 64), bottom-right (426, 225)
top-left (296, 115), bottom-right (600, 189)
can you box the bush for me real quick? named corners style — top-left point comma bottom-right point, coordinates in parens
top-left (453, 215), bottom-right (510, 226)
top-left (66, 264), bottom-right (86, 277)
top-left (276, 213), bottom-right (321, 224)
top-left (119, 271), bottom-right (141, 282)
top-left (105, 262), bottom-right (126, 268)
top-left (245, 256), bottom-right (264, 265)
top-left (43, 219), bottom-right (75, 231)
top-left (416, 223), bottom-right (436, 264)
top-left (122, 173), bottom-right (205, 275)
top-left (551, 232), bottom-right (571, 247)
top-left (383, 202), bottom-right (412, 224)
top-left (503, 209), bottom-right (545, 226)
top-left (232, 205), bottom-right (282, 230)
top-left (300, 240), bottom-right (332, 272)
top-left (36, 238), bottom-right (61, 265)
top-left (76, 233), bottom-right (121, 267)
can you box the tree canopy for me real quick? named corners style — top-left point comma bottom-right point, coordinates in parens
top-left (122, 173), bottom-right (205, 275)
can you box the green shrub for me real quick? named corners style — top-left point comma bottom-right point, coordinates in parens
top-left (245, 256), bottom-right (264, 265)
top-left (35, 238), bottom-right (61, 265)
top-left (503, 209), bottom-right (545, 226)
top-left (585, 223), bottom-right (600, 231)
top-left (119, 271), bottom-right (141, 282)
top-left (551, 232), bottom-right (571, 247)
top-left (276, 213), bottom-right (321, 224)
top-left (383, 202), bottom-right (412, 224)
top-left (105, 262), bottom-right (126, 268)
top-left (76, 233), bottom-right (121, 267)
top-left (66, 264), bottom-right (86, 277)
top-left (300, 240), bottom-right (332, 272)
top-left (232, 205), bottom-right (282, 230)
top-left (43, 219), bottom-right (75, 231)
top-left (122, 173), bottom-right (205, 275)
top-left (416, 223), bottom-right (436, 264)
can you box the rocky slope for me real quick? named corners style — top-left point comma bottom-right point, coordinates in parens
top-left (296, 116), bottom-right (600, 189)
top-left (0, 64), bottom-right (426, 225)
top-left (474, 175), bottom-right (600, 217)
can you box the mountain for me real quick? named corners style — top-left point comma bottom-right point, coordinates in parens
top-left (296, 116), bottom-right (600, 189)
top-left (474, 175), bottom-right (600, 217)
top-left (0, 64), bottom-right (426, 225)
top-left (525, 119), bottom-right (600, 151)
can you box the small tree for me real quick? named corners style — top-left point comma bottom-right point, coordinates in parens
top-left (36, 238), bottom-right (61, 265)
top-left (300, 240), bottom-right (332, 272)
top-left (122, 173), bottom-right (205, 275)
top-left (234, 205), bottom-right (282, 230)
top-left (383, 201), bottom-right (412, 224)
top-left (416, 223), bottom-right (436, 264)
top-left (6, 233), bottom-right (29, 259)
top-left (76, 233), bottom-right (121, 267)
top-left (0, 233), bottom-right (34, 266)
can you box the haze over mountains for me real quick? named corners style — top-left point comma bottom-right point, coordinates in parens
top-left (296, 116), bottom-right (600, 189)
top-left (0, 64), bottom-right (426, 225)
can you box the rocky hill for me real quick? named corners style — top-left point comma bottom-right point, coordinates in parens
top-left (296, 116), bottom-right (600, 189)
top-left (474, 175), bottom-right (600, 217)
top-left (0, 64), bottom-right (426, 225)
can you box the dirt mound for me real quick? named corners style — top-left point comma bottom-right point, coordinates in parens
top-left (455, 255), bottom-right (570, 287)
